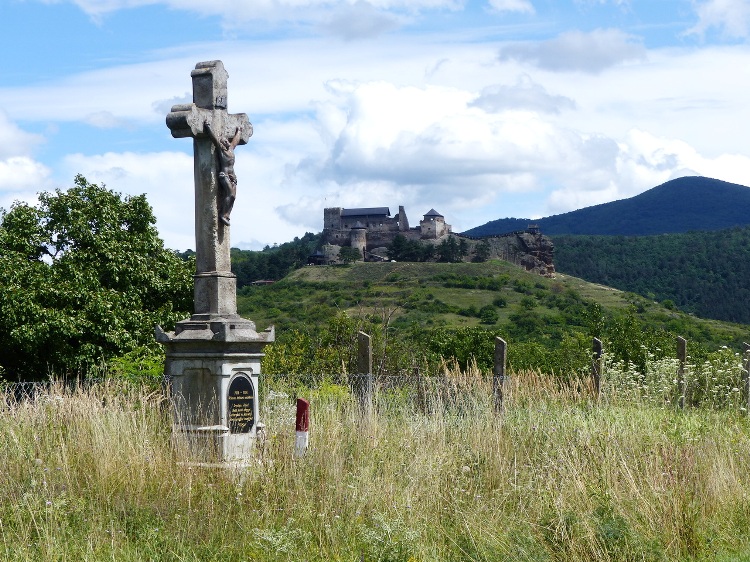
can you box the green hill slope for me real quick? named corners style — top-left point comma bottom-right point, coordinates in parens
top-left (464, 176), bottom-right (750, 237)
top-left (238, 261), bottom-right (748, 375)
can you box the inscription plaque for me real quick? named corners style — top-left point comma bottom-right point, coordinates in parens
top-left (227, 373), bottom-right (255, 433)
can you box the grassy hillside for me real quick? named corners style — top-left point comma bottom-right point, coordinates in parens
top-left (464, 176), bottom-right (750, 237)
top-left (238, 261), bottom-right (748, 376)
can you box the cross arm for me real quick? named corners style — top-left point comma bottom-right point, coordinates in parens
top-left (166, 103), bottom-right (252, 144)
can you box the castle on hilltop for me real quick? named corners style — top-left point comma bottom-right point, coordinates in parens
top-left (321, 206), bottom-right (451, 258)
top-left (315, 205), bottom-right (555, 276)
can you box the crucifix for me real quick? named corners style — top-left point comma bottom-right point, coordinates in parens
top-left (158, 61), bottom-right (273, 465)
top-left (166, 60), bottom-right (252, 319)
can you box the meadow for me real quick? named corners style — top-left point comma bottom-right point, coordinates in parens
top-left (2, 355), bottom-right (750, 561)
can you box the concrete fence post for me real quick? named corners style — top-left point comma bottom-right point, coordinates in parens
top-left (295, 398), bottom-right (310, 457)
top-left (677, 336), bottom-right (687, 409)
top-left (493, 337), bottom-right (507, 413)
top-left (592, 337), bottom-right (603, 398)
top-left (743, 342), bottom-right (750, 415)
top-left (357, 331), bottom-right (373, 415)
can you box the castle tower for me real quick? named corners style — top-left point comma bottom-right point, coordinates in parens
top-left (324, 207), bottom-right (342, 230)
top-left (350, 221), bottom-right (367, 261)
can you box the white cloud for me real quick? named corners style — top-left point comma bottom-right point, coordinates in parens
top-left (0, 112), bottom-right (52, 208)
top-left (41, 0), bottom-right (463, 30)
top-left (0, 112), bottom-right (46, 160)
top-left (688, 0), bottom-right (750, 39)
top-left (470, 75), bottom-right (576, 114)
top-left (321, 2), bottom-right (400, 39)
top-left (545, 129), bottom-right (750, 215)
top-left (487, 0), bottom-right (535, 14)
top-left (283, 81), bottom-right (622, 224)
top-left (499, 28), bottom-right (646, 73)
top-left (0, 157), bottom-right (52, 196)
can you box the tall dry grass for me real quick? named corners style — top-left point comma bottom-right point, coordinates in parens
top-left (1, 369), bottom-right (750, 560)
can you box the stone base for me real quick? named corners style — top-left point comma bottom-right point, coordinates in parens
top-left (156, 317), bottom-right (274, 464)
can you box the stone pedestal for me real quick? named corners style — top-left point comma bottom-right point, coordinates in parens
top-left (156, 319), bottom-right (273, 463)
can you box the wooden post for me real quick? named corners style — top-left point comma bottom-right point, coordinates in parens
top-left (493, 337), bottom-right (507, 413)
top-left (357, 331), bottom-right (373, 414)
top-left (295, 398), bottom-right (310, 457)
top-left (743, 342), bottom-right (750, 415)
top-left (592, 337), bottom-right (603, 398)
top-left (677, 336), bottom-right (687, 409)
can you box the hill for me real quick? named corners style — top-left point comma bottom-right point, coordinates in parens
top-left (237, 261), bottom-right (749, 375)
top-left (463, 176), bottom-right (750, 237)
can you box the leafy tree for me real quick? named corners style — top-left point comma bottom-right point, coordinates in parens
top-left (459, 238), bottom-right (469, 259)
top-left (338, 246), bottom-right (362, 264)
top-left (479, 305), bottom-right (499, 324)
top-left (472, 240), bottom-right (491, 262)
top-left (386, 234), bottom-right (434, 262)
top-left (231, 232), bottom-right (319, 286)
top-left (0, 175), bottom-right (193, 380)
top-left (436, 236), bottom-right (462, 263)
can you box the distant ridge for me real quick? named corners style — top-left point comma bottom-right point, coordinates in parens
top-left (463, 177), bottom-right (750, 237)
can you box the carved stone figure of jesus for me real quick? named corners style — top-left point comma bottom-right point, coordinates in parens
top-left (205, 122), bottom-right (242, 226)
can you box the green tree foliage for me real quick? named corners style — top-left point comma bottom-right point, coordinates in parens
top-left (436, 236), bottom-right (462, 263)
top-left (0, 175), bottom-right (193, 380)
top-left (231, 232), bottom-right (320, 287)
top-left (472, 240), bottom-right (491, 262)
top-left (338, 246), bottom-right (362, 264)
top-left (386, 234), bottom-right (434, 262)
top-left (554, 226), bottom-right (750, 323)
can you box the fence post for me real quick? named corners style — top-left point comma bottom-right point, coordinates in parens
top-left (357, 331), bottom-right (373, 415)
top-left (743, 342), bottom-right (750, 415)
top-left (592, 337), bottom-right (603, 398)
top-left (493, 337), bottom-right (507, 413)
top-left (677, 336), bottom-right (687, 409)
top-left (295, 398), bottom-right (310, 457)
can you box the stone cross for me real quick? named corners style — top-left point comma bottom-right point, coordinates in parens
top-left (166, 60), bottom-right (251, 319)
top-left (158, 60), bottom-right (273, 465)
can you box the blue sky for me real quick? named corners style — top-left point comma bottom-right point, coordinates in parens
top-left (1, 0), bottom-right (750, 250)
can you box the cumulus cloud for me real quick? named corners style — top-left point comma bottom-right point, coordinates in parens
top-left (0, 112), bottom-right (45, 160)
top-left (499, 28), bottom-right (646, 73)
top-left (687, 0), bottom-right (750, 39)
top-left (0, 157), bottom-right (52, 195)
top-left (0, 112), bottom-right (52, 206)
top-left (470, 75), bottom-right (576, 114)
top-left (280, 81), bottom-right (621, 225)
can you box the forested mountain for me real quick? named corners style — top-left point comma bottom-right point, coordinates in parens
top-left (553, 226), bottom-right (750, 323)
top-left (464, 176), bottom-right (750, 237)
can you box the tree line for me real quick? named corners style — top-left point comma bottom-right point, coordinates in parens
top-left (553, 227), bottom-right (750, 324)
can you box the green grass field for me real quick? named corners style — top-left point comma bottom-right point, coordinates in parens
top-left (3, 368), bottom-right (750, 561)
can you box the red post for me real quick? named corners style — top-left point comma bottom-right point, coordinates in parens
top-left (295, 398), bottom-right (310, 456)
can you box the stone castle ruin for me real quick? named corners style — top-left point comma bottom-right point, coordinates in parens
top-left (317, 206), bottom-right (555, 276)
